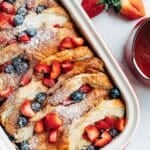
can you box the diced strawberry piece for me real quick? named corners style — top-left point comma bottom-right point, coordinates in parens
top-left (85, 125), bottom-right (100, 142)
top-left (61, 60), bottom-right (74, 73)
top-left (34, 64), bottom-right (51, 73)
top-left (80, 84), bottom-right (92, 93)
top-left (0, 86), bottom-right (13, 98)
top-left (50, 60), bottom-right (61, 79)
top-left (72, 37), bottom-right (84, 47)
top-left (45, 113), bottom-right (63, 129)
top-left (42, 78), bottom-right (55, 88)
top-left (18, 34), bottom-right (30, 43)
top-left (94, 131), bottom-right (112, 147)
top-left (21, 100), bottom-right (35, 118)
top-left (59, 37), bottom-right (74, 50)
top-left (0, 2), bottom-right (15, 14)
top-left (115, 117), bottom-right (125, 131)
top-left (20, 74), bottom-right (32, 87)
top-left (95, 120), bottom-right (110, 130)
top-left (53, 24), bottom-right (62, 28)
top-left (104, 116), bottom-right (117, 128)
top-left (34, 120), bottom-right (44, 134)
top-left (0, 13), bottom-right (12, 28)
top-left (49, 130), bottom-right (58, 143)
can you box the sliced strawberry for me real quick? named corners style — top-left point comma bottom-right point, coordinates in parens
top-left (18, 34), bottom-right (30, 43)
top-left (0, 2), bottom-right (15, 14)
top-left (34, 64), bottom-right (51, 73)
top-left (61, 60), bottom-right (74, 73)
top-left (104, 116), bottom-right (117, 128)
top-left (85, 125), bottom-right (100, 142)
top-left (95, 120), bottom-right (110, 130)
top-left (80, 84), bottom-right (92, 93)
top-left (21, 100), bottom-right (35, 118)
top-left (20, 74), bottom-right (32, 87)
top-left (34, 120), bottom-right (44, 134)
top-left (42, 78), bottom-right (55, 88)
top-left (0, 86), bottom-right (13, 98)
top-left (53, 24), bottom-right (62, 28)
top-left (72, 37), bottom-right (84, 47)
top-left (49, 130), bottom-right (58, 143)
top-left (115, 117), bottom-right (125, 131)
top-left (45, 113), bottom-right (63, 129)
top-left (94, 131), bottom-right (112, 147)
top-left (50, 60), bottom-right (61, 79)
top-left (0, 13), bottom-right (12, 28)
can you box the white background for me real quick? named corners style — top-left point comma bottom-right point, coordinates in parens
top-left (78, 0), bottom-right (150, 149)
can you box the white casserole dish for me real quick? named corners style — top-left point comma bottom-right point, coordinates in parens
top-left (0, 0), bottom-right (140, 150)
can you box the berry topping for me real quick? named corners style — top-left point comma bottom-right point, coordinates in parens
top-left (42, 78), bottom-right (55, 88)
top-left (95, 120), bottom-right (110, 130)
top-left (31, 101), bottom-right (41, 112)
top-left (26, 28), bottom-right (37, 37)
top-left (18, 140), bottom-right (30, 150)
top-left (18, 32), bottom-right (30, 43)
top-left (0, 2), bottom-right (15, 14)
top-left (35, 92), bottom-right (47, 104)
top-left (34, 120), bottom-right (44, 134)
top-left (61, 60), bottom-right (74, 73)
top-left (13, 14), bottom-right (24, 26)
top-left (104, 116), bottom-right (117, 127)
top-left (4, 64), bottom-right (15, 74)
top-left (20, 74), bottom-right (32, 87)
top-left (115, 117), bottom-right (125, 131)
top-left (49, 130), bottom-right (58, 143)
top-left (17, 6), bottom-right (27, 16)
top-left (80, 84), bottom-right (92, 93)
top-left (109, 87), bottom-right (121, 99)
top-left (72, 37), bottom-right (84, 47)
top-left (45, 113), bottom-right (63, 129)
top-left (109, 128), bottom-right (119, 137)
top-left (0, 86), bottom-right (13, 98)
top-left (17, 116), bottom-right (28, 128)
top-left (34, 63), bottom-right (51, 73)
top-left (4, 0), bottom-right (16, 4)
top-left (0, 13), bottom-right (12, 28)
top-left (36, 5), bottom-right (46, 14)
top-left (71, 91), bottom-right (84, 102)
top-left (50, 60), bottom-right (61, 79)
top-left (12, 57), bottom-right (22, 66)
top-left (21, 100), bottom-right (35, 117)
top-left (85, 125), bottom-right (100, 142)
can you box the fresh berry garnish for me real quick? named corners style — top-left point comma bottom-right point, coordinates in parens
top-left (12, 57), bottom-right (22, 66)
top-left (34, 63), bottom-right (51, 74)
top-left (71, 91), bottom-right (84, 102)
top-left (109, 87), bottom-right (121, 99)
top-left (42, 78), bottom-right (55, 88)
top-left (104, 116), bottom-right (117, 128)
top-left (4, 0), bottom-right (16, 4)
top-left (31, 101), bottom-right (41, 112)
top-left (4, 64), bottom-right (15, 74)
top-left (13, 14), bottom-right (24, 26)
top-left (17, 6), bottom-right (27, 16)
top-left (80, 84), bottom-right (92, 93)
top-left (25, 28), bottom-right (37, 37)
top-left (61, 60), bottom-right (74, 73)
top-left (50, 60), bottom-right (61, 79)
top-left (20, 74), bottom-right (32, 87)
top-left (18, 140), bottom-right (30, 150)
top-left (84, 125), bottom-right (99, 142)
top-left (34, 120), bottom-right (44, 134)
top-left (35, 92), bottom-right (47, 104)
top-left (17, 116), bottom-right (28, 128)
top-left (21, 100), bottom-right (35, 117)
top-left (72, 37), bottom-right (84, 47)
top-left (49, 130), bottom-right (58, 143)
top-left (0, 2), bottom-right (15, 14)
top-left (95, 120), bottom-right (110, 130)
top-left (36, 5), bottom-right (46, 14)
top-left (18, 33), bottom-right (30, 43)
top-left (0, 13), bottom-right (12, 28)
top-left (0, 86), bottom-right (13, 98)
top-left (94, 131), bottom-right (112, 147)
top-left (109, 128), bottom-right (119, 137)
top-left (115, 117), bottom-right (125, 131)
top-left (45, 113), bottom-right (63, 129)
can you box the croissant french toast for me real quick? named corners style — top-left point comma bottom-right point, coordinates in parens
top-left (0, 0), bottom-right (126, 150)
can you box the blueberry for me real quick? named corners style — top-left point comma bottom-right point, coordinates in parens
top-left (109, 128), bottom-right (119, 137)
top-left (4, 64), bottom-right (15, 74)
top-left (26, 28), bottom-right (37, 37)
top-left (17, 6), bottom-right (27, 16)
top-left (109, 87), bottom-right (121, 99)
top-left (17, 116), bottom-right (28, 128)
top-left (15, 61), bottom-right (29, 74)
top-left (4, 0), bottom-right (16, 4)
top-left (12, 57), bottom-right (22, 66)
top-left (35, 92), bottom-right (47, 104)
top-left (13, 15), bottom-right (24, 26)
top-left (71, 91), bottom-right (84, 102)
top-left (36, 5), bottom-right (46, 14)
top-left (86, 145), bottom-right (95, 150)
top-left (18, 141), bottom-right (30, 150)
top-left (31, 102), bottom-right (41, 112)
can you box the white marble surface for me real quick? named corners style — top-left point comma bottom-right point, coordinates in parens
top-left (88, 1), bottom-right (150, 149)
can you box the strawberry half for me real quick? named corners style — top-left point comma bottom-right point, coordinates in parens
top-left (49, 130), bottom-right (58, 143)
top-left (50, 60), bottom-right (61, 79)
top-left (104, 116), bottom-right (117, 128)
top-left (20, 74), bottom-right (32, 87)
top-left (94, 131), bottom-right (112, 147)
top-left (21, 100), bottom-right (35, 118)
top-left (95, 120), bottom-right (110, 130)
top-left (72, 37), bottom-right (84, 47)
top-left (61, 60), bottom-right (74, 73)
top-left (0, 2), bottom-right (15, 14)
top-left (34, 120), bottom-right (44, 134)
top-left (85, 125), bottom-right (100, 142)
top-left (0, 86), bottom-right (13, 98)
top-left (80, 84), bottom-right (92, 93)
top-left (45, 113), bottom-right (63, 129)
top-left (42, 78), bottom-right (55, 88)
top-left (34, 64), bottom-right (51, 74)
top-left (115, 117), bottom-right (125, 131)
top-left (0, 13), bottom-right (12, 28)
top-left (18, 34), bottom-right (31, 43)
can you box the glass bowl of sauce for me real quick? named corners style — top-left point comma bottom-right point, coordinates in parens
top-left (125, 18), bottom-right (150, 85)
